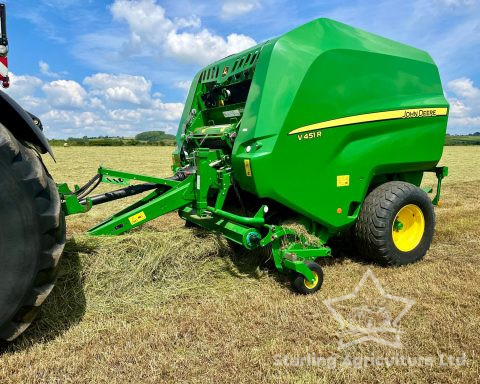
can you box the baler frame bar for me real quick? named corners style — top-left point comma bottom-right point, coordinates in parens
top-left (58, 166), bottom-right (186, 216)
top-left (58, 159), bottom-right (446, 286)
top-left (58, 156), bottom-right (333, 284)
top-left (87, 175), bottom-right (194, 235)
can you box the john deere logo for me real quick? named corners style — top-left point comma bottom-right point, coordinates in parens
top-left (222, 66), bottom-right (229, 76)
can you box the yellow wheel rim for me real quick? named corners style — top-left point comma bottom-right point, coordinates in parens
top-left (392, 204), bottom-right (425, 252)
top-left (304, 271), bottom-right (319, 289)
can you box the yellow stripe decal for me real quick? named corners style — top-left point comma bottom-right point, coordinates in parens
top-left (288, 108), bottom-right (448, 135)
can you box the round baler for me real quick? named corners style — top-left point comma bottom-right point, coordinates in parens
top-left (62, 18), bottom-right (448, 295)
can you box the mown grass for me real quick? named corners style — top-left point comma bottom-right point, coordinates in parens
top-left (0, 146), bottom-right (479, 383)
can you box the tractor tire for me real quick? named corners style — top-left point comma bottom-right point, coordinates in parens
top-left (354, 181), bottom-right (435, 266)
top-left (0, 124), bottom-right (65, 341)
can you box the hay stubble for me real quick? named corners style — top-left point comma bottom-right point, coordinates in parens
top-left (0, 146), bottom-right (478, 383)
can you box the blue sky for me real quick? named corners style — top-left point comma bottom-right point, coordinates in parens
top-left (4, 0), bottom-right (480, 137)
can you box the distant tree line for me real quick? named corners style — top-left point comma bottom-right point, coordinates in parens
top-left (134, 131), bottom-right (175, 142)
top-left (445, 133), bottom-right (480, 146)
top-left (49, 131), bottom-right (176, 146)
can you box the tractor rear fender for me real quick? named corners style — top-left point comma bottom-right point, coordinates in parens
top-left (0, 90), bottom-right (54, 159)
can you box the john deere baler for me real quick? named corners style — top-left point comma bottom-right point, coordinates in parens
top-left (60, 18), bottom-right (449, 294)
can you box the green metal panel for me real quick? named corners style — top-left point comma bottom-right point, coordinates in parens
top-left (222, 18), bottom-right (448, 232)
top-left (176, 15), bottom-right (450, 232)
top-left (170, 18), bottom-right (447, 236)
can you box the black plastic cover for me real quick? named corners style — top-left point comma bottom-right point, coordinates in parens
top-left (0, 90), bottom-right (54, 159)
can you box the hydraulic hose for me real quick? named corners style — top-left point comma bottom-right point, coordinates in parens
top-left (79, 183), bottom-right (164, 206)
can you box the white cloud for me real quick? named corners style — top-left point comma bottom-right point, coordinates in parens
top-left (448, 98), bottom-right (471, 118)
top-left (165, 30), bottom-right (256, 64)
top-left (89, 97), bottom-right (105, 109)
top-left (42, 80), bottom-right (87, 108)
top-left (447, 77), bottom-right (480, 132)
top-left (111, 0), bottom-right (175, 46)
top-left (105, 87), bottom-right (141, 104)
top-left (173, 15), bottom-right (202, 29)
top-left (175, 80), bottom-right (191, 90)
top-left (110, 0), bottom-right (256, 65)
top-left (5, 70), bottom-right (184, 138)
top-left (221, 1), bottom-right (261, 19)
top-left (3, 73), bottom-right (46, 110)
top-left (83, 73), bottom-right (151, 93)
top-left (448, 77), bottom-right (480, 99)
top-left (84, 73), bottom-right (152, 105)
top-left (107, 103), bottom-right (183, 123)
top-left (5, 73), bottom-right (43, 100)
top-left (40, 109), bottom-right (100, 128)
top-left (108, 108), bottom-right (142, 122)
top-left (151, 99), bottom-right (184, 120)
top-left (38, 60), bottom-right (61, 78)
top-left (448, 116), bottom-right (480, 127)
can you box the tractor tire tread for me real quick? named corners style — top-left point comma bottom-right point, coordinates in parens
top-left (0, 124), bottom-right (66, 341)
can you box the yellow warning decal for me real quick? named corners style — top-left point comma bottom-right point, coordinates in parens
top-left (337, 175), bottom-right (350, 187)
top-left (244, 159), bottom-right (252, 177)
top-left (128, 211), bottom-right (146, 225)
top-left (288, 107), bottom-right (448, 135)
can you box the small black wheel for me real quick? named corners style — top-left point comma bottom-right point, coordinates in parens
top-left (354, 181), bottom-right (435, 266)
top-left (292, 261), bottom-right (323, 294)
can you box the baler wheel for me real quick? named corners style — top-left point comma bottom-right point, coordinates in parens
top-left (0, 124), bottom-right (66, 341)
top-left (292, 261), bottom-right (323, 294)
top-left (354, 181), bottom-right (435, 266)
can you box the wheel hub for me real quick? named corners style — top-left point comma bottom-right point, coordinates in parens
top-left (392, 204), bottom-right (425, 252)
top-left (304, 271), bottom-right (319, 289)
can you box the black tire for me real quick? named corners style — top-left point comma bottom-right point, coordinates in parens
top-left (0, 124), bottom-right (66, 341)
top-left (292, 261), bottom-right (323, 294)
top-left (354, 181), bottom-right (435, 266)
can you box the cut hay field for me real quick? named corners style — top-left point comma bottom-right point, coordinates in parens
top-left (1, 146), bottom-right (479, 383)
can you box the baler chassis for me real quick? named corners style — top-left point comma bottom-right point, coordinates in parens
top-left (58, 151), bottom-right (334, 293)
top-left (58, 145), bottom-right (447, 295)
